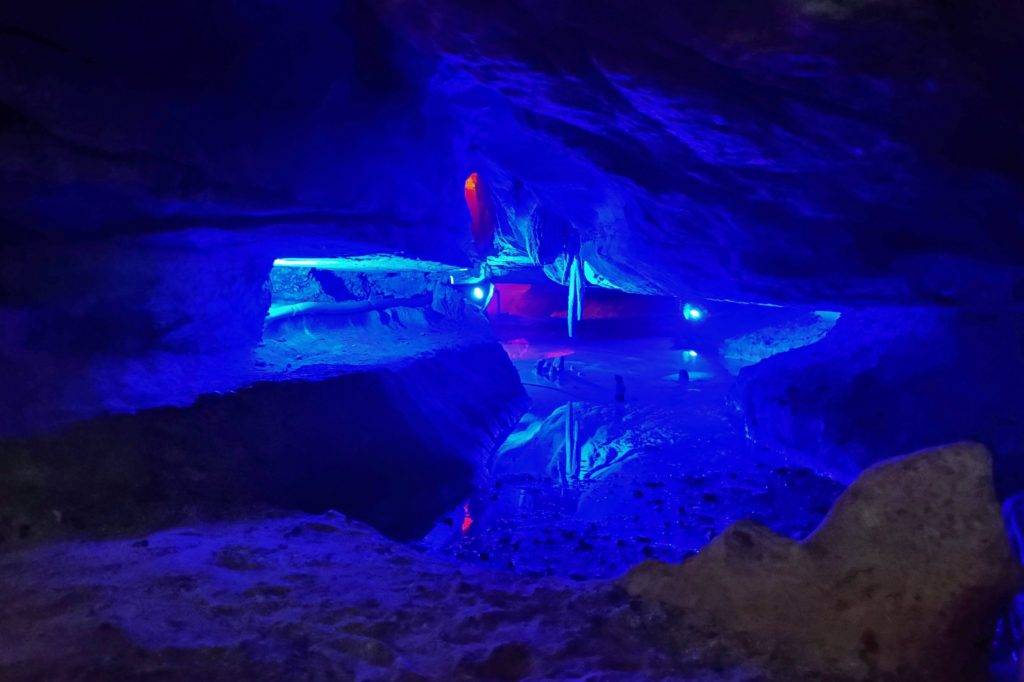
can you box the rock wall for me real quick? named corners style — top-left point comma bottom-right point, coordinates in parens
top-left (0, 1), bottom-right (471, 257)
top-left (0, 231), bottom-right (276, 437)
top-left (735, 308), bottom-right (1024, 493)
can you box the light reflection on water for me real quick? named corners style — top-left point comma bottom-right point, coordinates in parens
top-left (423, 320), bottom-right (847, 579)
top-left (423, 387), bottom-right (843, 580)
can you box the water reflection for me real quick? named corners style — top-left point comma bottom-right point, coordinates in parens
top-left (492, 400), bottom-right (645, 497)
top-left (421, 390), bottom-right (844, 580)
top-left (561, 401), bottom-right (581, 489)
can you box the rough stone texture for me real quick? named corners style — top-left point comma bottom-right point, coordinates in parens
top-left (2, 1), bottom-right (1022, 305)
top-left (0, 341), bottom-right (527, 546)
top-left (1, 443), bottom-right (1018, 680)
top-left (0, 231), bottom-right (481, 440)
top-left (734, 308), bottom-right (1024, 491)
top-left (719, 310), bottom-right (839, 375)
top-left (0, 231), bottom-right (276, 437)
top-left (0, 513), bottom-right (692, 681)
top-left (3, 1), bottom-right (1023, 472)
top-left (378, 0), bottom-right (1024, 306)
top-left (623, 442), bottom-right (1021, 681)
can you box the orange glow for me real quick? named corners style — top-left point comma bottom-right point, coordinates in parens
top-left (464, 172), bottom-right (481, 229)
top-left (464, 171), bottom-right (496, 254)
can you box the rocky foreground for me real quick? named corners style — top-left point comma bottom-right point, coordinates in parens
top-left (625, 441), bottom-right (1021, 680)
top-left (1, 442), bottom-right (1019, 681)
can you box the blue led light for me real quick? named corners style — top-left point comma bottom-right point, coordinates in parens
top-left (464, 282), bottom-right (493, 307)
top-left (271, 255), bottom-right (457, 273)
top-left (683, 303), bottom-right (705, 322)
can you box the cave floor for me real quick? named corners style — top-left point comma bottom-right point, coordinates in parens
top-left (0, 514), bottom-right (704, 680)
top-left (420, 326), bottom-right (845, 580)
top-left (0, 314), bottom-right (855, 680)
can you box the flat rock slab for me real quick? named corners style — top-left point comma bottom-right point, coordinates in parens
top-left (0, 341), bottom-right (527, 545)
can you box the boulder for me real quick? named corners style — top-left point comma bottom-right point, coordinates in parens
top-left (622, 442), bottom-right (1021, 681)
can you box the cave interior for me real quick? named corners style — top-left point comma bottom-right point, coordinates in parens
top-left (2, 2), bottom-right (1024, 680)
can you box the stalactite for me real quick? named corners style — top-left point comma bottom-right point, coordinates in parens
top-left (567, 255), bottom-right (584, 338)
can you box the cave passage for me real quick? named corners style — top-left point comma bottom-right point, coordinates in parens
top-left (3, 2), bottom-right (1024, 677)
top-left (255, 253), bottom-right (848, 566)
top-left (416, 283), bottom-right (846, 578)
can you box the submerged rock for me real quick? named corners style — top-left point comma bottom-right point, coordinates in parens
top-left (623, 442), bottom-right (1020, 681)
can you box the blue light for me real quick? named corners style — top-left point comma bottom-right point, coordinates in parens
top-left (464, 282), bottom-right (493, 307)
top-left (271, 255), bottom-right (462, 274)
top-left (684, 349), bottom-right (699, 360)
top-left (683, 303), bottom-right (705, 322)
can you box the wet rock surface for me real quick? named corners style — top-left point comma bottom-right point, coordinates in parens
top-left (623, 442), bottom-right (1021, 681)
top-left (2, 2), bottom-right (1023, 678)
top-left (427, 351), bottom-right (844, 580)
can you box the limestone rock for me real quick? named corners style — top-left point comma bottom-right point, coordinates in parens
top-left (0, 341), bottom-right (527, 545)
top-left (431, 282), bottom-right (469, 319)
top-left (6, 2), bottom-right (1024, 309)
top-left (622, 442), bottom-right (1021, 681)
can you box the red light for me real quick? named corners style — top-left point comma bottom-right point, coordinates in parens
top-left (463, 172), bottom-right (494, 255)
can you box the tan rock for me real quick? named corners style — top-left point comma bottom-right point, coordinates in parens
top-left (622, 442), bottom-right (1021, 681)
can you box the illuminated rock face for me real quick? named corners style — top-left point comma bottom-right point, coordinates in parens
top-left (375, 0), bottom-right (1024, 305)
top-left (623, 442), bottom-right (1021, 681)
top-left (1, 3), bottom-right (1022, 494)
top-left (3, 1), bottom-right (1022, 305)
top-left (1, 5), bottom-right (1023, 676)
